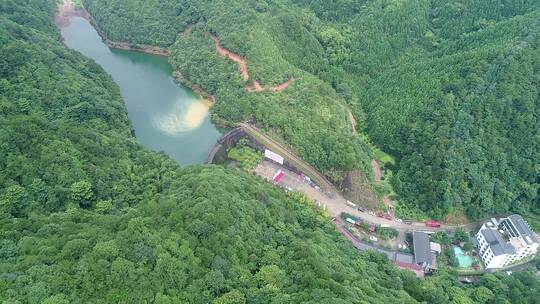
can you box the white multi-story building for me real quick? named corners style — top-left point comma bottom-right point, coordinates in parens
top-left (476, 214), bottom-right (539, 269)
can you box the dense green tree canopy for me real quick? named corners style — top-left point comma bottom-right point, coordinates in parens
top-left (1, 1), bottom-right (540, 303)
top-left (84, 0), bottom-right (540, 219)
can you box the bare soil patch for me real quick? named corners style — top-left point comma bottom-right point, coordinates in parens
top-left (443, 210), bottom-right (469, 225)
top-left (245, 78), bottom-right (295, 92)
top-left (341, 170), bottom-right (379, 209)
top-left (211, 34), bottom-right (249, 81)
top-left (208, 34), bottom-right (295, 92)
top-left (370, 159), bottom-right (394, 211)
top-left (371, 159), bottom-right (383, 182)
top-left (348, 109), bottom-right (357, 135)
top-left (245, 81), bottom-right (263, 92)
top-left (270, 78), bottom-right (295, 92)
top-left (55, 0), bottom-right (90, 27)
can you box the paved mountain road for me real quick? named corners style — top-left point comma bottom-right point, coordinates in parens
top-left (241, 123), bottom-right (471, 233)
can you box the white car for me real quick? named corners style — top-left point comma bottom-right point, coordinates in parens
top-left (369, 236), bottom-right (378, 242)
top-left (396, 218), bottom-right (403, 223)
top-left (369, 211), bottom-right (375, 216)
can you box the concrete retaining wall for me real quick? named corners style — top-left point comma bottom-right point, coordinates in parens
top-left (205, 127), bottom-right (304, 176)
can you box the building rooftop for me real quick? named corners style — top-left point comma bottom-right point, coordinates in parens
top-left (481, 228), bottom-right (516, 256)
top-left (430, 242), bottom-right (442, 254)
top-left (508, 214), bottom-right (538, 245)
top-left (413, 231), bottom-right (432, 265)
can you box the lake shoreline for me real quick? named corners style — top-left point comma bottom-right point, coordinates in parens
top-left (58, 14), bottom-right (222, 164)
top-left (55, 1), bottom-right (170, 57)
top-left (54, 0), bottom-right (217, 106)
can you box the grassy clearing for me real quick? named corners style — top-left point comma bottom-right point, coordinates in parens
top-left (373, 147), bottom-right (396, 166)
top-left (227, 139), bottom-right (263, 169)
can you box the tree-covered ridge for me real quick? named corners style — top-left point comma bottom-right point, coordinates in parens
top-left (0, 4), bottom-right (394, 302)
top-left (2, 1), bottom-right (540, 303)
top-left (84, 0), bottom-right (374, 183)
top-left (83, 0), bottom-right (540, 219)
top-left (1, 165), bottom-right (418, 303)
top-left (357, 8), bottom-right (540, 218)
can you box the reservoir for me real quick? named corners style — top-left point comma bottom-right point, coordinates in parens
top-left (60, 16), bottom-right (221, 165)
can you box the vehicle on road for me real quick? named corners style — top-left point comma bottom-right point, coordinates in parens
top-left (358, 207), bottom-right (366, 212)
top-left (346, 218), bottom-right (356, 225)
top-left (426, 220), bottom-right (441, 227)
top-left (369, 211), bottom-right (375, 216)
top-left (404, 220), bottom-right (413, 225)
top-left (346, 200), bottom-right (357, 208)
top-left (369, 236), bottom-right (378, 242)
top-left (396, 218), bottom-right (403, 223)
top-left (460, 277), bottom-right (474, 284)
top-left (384, 214), bottom-right (392, 220)
top-left (272, 170), bottom-right (285, 184)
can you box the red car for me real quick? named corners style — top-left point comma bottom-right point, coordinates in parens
top-left (426, 220), bottom-right (441, 227)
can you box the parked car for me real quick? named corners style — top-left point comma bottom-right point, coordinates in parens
top-left (369, 211), bottom-right (376, 216)
top-left (346, 218), bottom-right (356, 225)
top-left (396, 218), bottom-right (403, 223)
top-left (384, 214), bottom-right (392, 220)
top-left (426, 220), bottom-right (441, 227)
top-left (404, 220), bottom-right (413, 225)
top-left (461, 277), bottom-right (473, 284)
top-left (358, 207), bottom-right (367, 212)
top-left (369, 236), bottom-right (378, 242)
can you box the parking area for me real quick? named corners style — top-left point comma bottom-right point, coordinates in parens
top-left (252, 160), bottom-right (412, 249)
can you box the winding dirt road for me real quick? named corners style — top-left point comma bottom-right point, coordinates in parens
top-left (209, 34), bottom-right (295, 92)
top-left (348, 110), bottom-right (357, 135)
top-left (211, 34), bottom-right (250, 81)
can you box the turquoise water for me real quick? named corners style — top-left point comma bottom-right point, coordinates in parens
top-left (454, 246), bottom-right (473, 268)
top-left (60, 17), bottom-right (221, 165)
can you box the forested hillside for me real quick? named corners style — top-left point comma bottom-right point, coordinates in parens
top-left (2, 0), bottom-right (540, 303)
top-left (83, 0), bottom-right (540, 219)
top-left (83, 0), bottom-right (374, 184)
